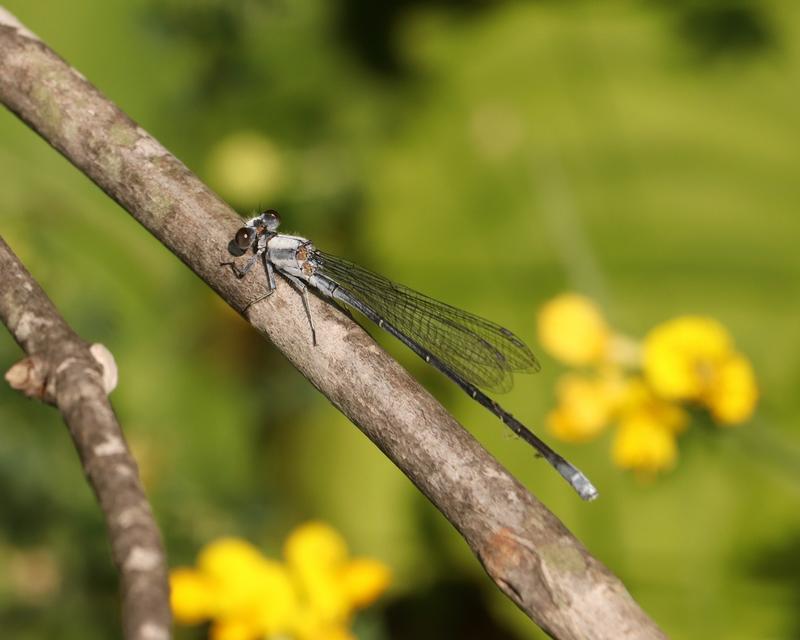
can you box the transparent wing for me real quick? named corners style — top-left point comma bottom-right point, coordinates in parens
top-left (312, 251), bottom-right (540, 393)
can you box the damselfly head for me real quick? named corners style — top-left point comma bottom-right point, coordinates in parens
top-left (260, 209), bottom-right (281, 232)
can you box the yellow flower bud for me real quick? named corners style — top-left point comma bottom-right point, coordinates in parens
top-left (537, 294), bottom-right (609, 366)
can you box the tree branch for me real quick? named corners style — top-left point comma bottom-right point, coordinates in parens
top-left (0, 236), bottom-right (171, 640)
top-left (0, 8), bottom-right (665, 639)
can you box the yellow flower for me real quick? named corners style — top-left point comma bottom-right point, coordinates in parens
top-left (643, 316), bottom-right (757, 424)
top-left (705, 353), bottom-right (758, 424)
top-left (538, 294), bottom-right (758, 479)
top-left (546, 371), bottom-right (624, 442)
top-left (170, 525), bottom-right (390, 640)
top-left (612, 412), bottom-right (678, 473)
top-left (537, 293), bottom-right (610, 366)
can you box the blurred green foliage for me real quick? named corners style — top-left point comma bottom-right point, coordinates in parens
top-left (1, 1), bottom-right (799, 638)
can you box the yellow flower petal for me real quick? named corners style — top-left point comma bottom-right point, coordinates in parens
top-left (170, 568), bottom-right (216, 624)
top-left (198, 538), bottom-right (266, 582)
top-left (286, 522), bottom-right (350, 622)
top-left (706, 353), bottom-right (758, 425)
top-left (303, 573), bottom-right (349, 623)
top-left (251, 561), bottom-right (297, 635)
top-left (285, 523), bottom-right (348, 574)
top-left (537, 294), bottom-right (609, 366)
top-left (290, 608), bottom-right (327, 640)
top-left (612, 413), bottom-right (677, 472)
top-left (643, 316), bottom-right (732, 400)
top-left (340, 558), bottom-right (391, 608)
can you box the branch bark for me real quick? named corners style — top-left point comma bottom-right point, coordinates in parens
top-left (0, 8), bottom-right (666, 639)
top-left (0, 237), bottom-right (171, 640)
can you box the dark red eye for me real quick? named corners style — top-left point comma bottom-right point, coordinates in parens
top-left (235, 227), bottom-right (255, 250)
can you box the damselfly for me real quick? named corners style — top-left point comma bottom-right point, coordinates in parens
top-left (227, 210), bottom-right (597, 501)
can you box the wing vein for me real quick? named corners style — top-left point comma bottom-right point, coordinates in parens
top-left (312, 250), bottom-right (539, 393)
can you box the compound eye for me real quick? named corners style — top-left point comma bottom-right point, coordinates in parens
top-left (234, 227), bottom-right (255, 250)
top-left (263, 209), bottom-right (281, 229)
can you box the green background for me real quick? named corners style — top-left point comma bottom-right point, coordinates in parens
top-left (1, 1), bottom-right (798, 638)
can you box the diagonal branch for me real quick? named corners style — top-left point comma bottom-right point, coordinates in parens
top-left (0, 8), bottom-right (665, 639)
top-left (0, 236), bottom-right (171, 640)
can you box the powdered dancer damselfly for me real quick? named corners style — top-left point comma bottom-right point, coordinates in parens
top-left (226, 210), bottom-right (598, 501)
